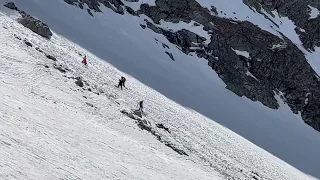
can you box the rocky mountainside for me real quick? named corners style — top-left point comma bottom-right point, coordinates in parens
top-left (60, 0), bottom-right (320, 131)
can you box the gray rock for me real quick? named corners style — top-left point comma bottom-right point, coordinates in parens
top-left (162, 43), bottom-right (169, 49)
top-left (193, 22), bottom-right (200, 26)
top-left (24, 39), bottom-right (32, 47)
top-left (85, 102), bottom-right (95, 107)
top-left (4, 2), bottom-right (18, 10)
top-left (53, 64), bottom-right (68, 73)
top-left (19, 14), bottom-right (53, 39)
top-left (165, 51), bottom-right (175, 61)
top-left (139, 24), bottom-right (146, 29)
top-left (125, 6), bottom-right (136, 15)
top-left (87, 9), bottom-right (93, 16)
top-left (75, 79), bottom-right (84, 87)
top-left (145, 20), bottom-right (162, 34)
top-left (133, 109), bottom-right (143, 118)
top-left (35, 47), bottom-right (43, 53)
top-left (210, 6), bottom-right (218, 15)
top-left (46, 54), bottom-right (57, 61)
top-left (138, 0), bottom-right (320, 132)
top-left (62, 0), bottom-right (320, 132)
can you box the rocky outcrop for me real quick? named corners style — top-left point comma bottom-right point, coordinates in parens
top-left (244, 0), bottom-right (320, 51)
top-left (64, 0), bottom-right (125, 15)
top-left (19, 13), bottom-right (53, 39)
top-left (46, 54), bottom-right (57, 61)
top-left (121, 109), bottom-right (188, 156)
top-left (4, 2), bottom-right (53, 39)
top-left (3, 2), bottom-right (18, 10)
top-left (165, 51), bottom-right (175, 61)
top-left (137, 0), bottom-right (320, 131)
top-left (63, 0), bottom-right (320, 131)
top-left (75, 78), bottom-right (84, 87)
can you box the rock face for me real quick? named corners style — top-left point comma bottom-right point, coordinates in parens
top-left (19, 13), bottom-right (53, 39)
top-left (120, 109), bottom-right (188, 156)
top-left (3, 2), bottom-right (18, 10)
top-left (3, 2), bottom-right (53, 39)
top-left (64, 0), bottom-right (125, 15)
top-left (244, 0), bottom-right (320, 51)
top-left (63, 0), bottom-right (320, 131)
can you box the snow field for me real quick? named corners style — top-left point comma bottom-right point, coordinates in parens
top-left (0, 11), bottom-right (315, 180)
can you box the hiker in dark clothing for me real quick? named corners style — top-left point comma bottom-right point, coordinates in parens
top-left (117, 76), bottom-right (126, 90)
top-left (121, 77), bottom-right (126, 88)
top-left (138, 100), bottom-right (143, 112)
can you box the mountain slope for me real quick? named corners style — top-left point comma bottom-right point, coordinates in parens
top-left (1, 11), bottom-right (316, 180)
top-left (1, 0), bottom-right (320, 179)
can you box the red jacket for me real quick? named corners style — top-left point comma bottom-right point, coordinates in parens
top-left (82, 58), bottom-right (87, 65)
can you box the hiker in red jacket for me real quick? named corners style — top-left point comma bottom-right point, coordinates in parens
top-left (82, 55), bottom-right (87, 65)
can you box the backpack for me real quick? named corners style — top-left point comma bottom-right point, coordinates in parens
top-left (121, 77), bottom-right (126, 82)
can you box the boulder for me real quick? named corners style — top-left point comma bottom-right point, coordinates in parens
top-left (4, 2), bottom-right (18, 10)
top-left (24, 39), bottom-right (32, 47)
top-left (133, 109), bottom-right (143, 118)
top-left (125, 6), bottom-right (136, 15)
top-left (75, 79), bottom-right (84, 87)
top-left (19, 14), bottom-right (53, 39)
top-left (165, 51), bottom-right (175, 61)
top-left (46, 54), bottom-right (57, 61)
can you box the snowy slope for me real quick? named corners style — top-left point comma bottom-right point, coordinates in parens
top-left (0, 11), bottom-right (316, 180)
top-left (1, 0), bottom-right (320, 179)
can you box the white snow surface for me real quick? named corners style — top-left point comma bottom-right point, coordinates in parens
top-left (308, 5), bottom-right (320, 19)
top-left (232, 49), bottom-right (250, 58)
top-left (1, 0), bottom-right (320, 179)
top-left (0, 11), bottom-right (313, 180)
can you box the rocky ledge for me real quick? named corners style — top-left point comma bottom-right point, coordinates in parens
top-left (4, 2), bottom-right (53, 39)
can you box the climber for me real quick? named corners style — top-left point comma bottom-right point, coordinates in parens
top-left (121, 76), bottom-right (126, 88)
top-left (117, 76), bottom-right (126, 90)
top-left (82, 55), bottom-right (87, 66)
top-left (138, 100), bottom-right (144, 112)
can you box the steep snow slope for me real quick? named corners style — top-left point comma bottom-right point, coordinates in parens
top-left (1, 0), bottom-right (320, 179)
top-left (0, 11), bottom-right (315, 180)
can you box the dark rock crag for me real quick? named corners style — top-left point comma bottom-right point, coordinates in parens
top-left (63, 0), bottom-right (320, 131)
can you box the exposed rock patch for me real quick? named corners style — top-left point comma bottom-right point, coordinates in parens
top-left (165, 51), bottom-right (175, 61)
top-left (19, 13), bottom-right (53, 39)
top-left (121, 109), bottom-right (188, 156)
top-left (53, 64), bottom-right (69, 73)
top-left (46, 54), bottom-right (57, 61)
top-left (23, 39), bottom-right (32, 47)
top-left (62, 0), bottom-right (320, 131)
top-left (75, 78), bottom-right (84, 87)
top-left (125, 6), bottom-right (136, 15)
top-left (4, 2), bottom-right (18, 10)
